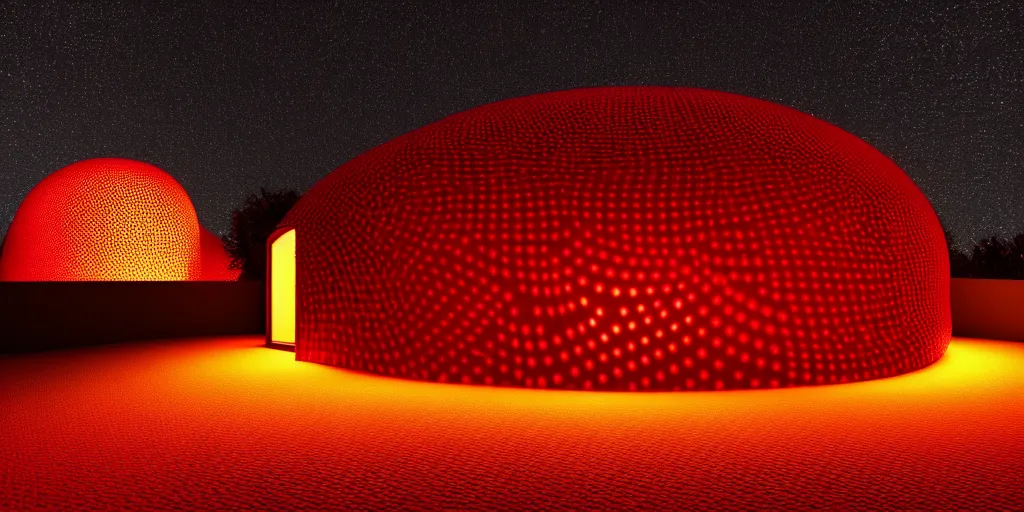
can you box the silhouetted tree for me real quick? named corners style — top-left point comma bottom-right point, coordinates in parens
top-left (968, 236), bottom-right (1018, 279)
top-left (223, 188), bottom-right (301, 280)
top-left (1010, 233), bottom-right (1024, 279)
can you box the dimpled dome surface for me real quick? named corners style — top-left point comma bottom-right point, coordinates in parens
top-left (282, 87), bottom-right (950, 391)
top-left (1, 158), bottom-right (201, 281)
top-left (199, 227), bottom-right (241, 281)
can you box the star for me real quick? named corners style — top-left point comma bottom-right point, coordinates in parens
top-left (1, 1), bottom-right (1021, 248)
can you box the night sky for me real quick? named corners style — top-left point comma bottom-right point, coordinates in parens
top-left (1, 1), bottom-right (1022, 247)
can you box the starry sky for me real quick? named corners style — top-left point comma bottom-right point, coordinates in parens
top-left (1, 1), bottom-right (1022, 247)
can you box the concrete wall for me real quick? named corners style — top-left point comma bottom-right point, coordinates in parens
top-left (951, 278), bottom-right (1024, 342)
top-left (0, 281), bottom-right (264, 353)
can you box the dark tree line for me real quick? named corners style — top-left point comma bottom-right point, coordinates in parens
top-left (946, 230), bottom-right (1024, 280)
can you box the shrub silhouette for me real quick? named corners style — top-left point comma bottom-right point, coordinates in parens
top-left (223, 188), bottom-right (301, 280)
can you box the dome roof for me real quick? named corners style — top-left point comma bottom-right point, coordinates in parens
top-left (282, 87), bottom-right (951, 391)
top-left (199, 227), bottom-right (241, 281)
top-left (1, 158), bottom-right (202, 281)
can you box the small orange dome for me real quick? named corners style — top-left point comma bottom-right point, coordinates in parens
top-left (0, 158), bottom-right (202, 281)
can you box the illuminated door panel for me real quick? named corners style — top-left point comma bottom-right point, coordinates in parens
top-left (270, 229), bottom-right (296, 344)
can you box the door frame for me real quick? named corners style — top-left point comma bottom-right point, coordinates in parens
top-left (266, 226), bottom-right (297, 352)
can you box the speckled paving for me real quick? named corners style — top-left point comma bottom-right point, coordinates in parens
top-left (2, 336), bottom-right (1022, 510)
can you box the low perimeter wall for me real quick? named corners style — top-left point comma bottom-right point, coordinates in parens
top-left (951, 278), bottom-right (1024, 342)
top-left (0, 281), bottom-right (264, 353)
top-left (0, 278), bottom-right (1019, 353)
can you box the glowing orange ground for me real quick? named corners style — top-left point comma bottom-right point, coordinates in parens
top-left (2, 337), bottom-right (1022, 510)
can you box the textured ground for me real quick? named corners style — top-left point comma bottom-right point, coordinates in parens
top-left (2, 336), bottom-right (1023, 511)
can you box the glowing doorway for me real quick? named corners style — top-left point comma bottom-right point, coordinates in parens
top-left (267, 228), bottom-right (296, 347)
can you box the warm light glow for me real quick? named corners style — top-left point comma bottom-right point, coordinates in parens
top-left (3, 337), bottom-right (1022, 509)
top-left (243, 338), bottom-right (1021, 415)
top-left (0, 158), bottom-right (234, 282)
top-left (0, 158), bottom-right (202, 281)
top-left (281, 87), bottom-right (951, 390)
top-left (270, 228), bottom-right (296, 344)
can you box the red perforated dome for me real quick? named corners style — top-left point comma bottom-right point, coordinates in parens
top-left (281, 87), bottom-right (951, 391)
top-left (1, 158), bottom-right (202, 281)
top-left (199, 227), bottom-right (241, 281)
